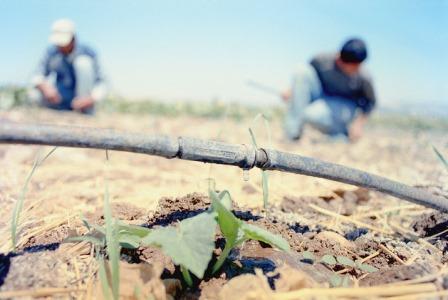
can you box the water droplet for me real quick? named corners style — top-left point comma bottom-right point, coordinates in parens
top-left (243, 169), bottom-right (250, 181)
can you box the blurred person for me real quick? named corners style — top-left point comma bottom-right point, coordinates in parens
top-left (31, 19), bottom-right (106, 114)
top-left (283, 38), bottom-right (376, 142)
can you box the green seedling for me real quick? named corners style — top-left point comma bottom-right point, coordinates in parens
top-left (330, 274), bottom-right (351, 288)
top-left (98, 255), bottom-right (113, 299)
top-left (301, 251), bottom-right (315, 263)
top-left (70, 185), bottom-right (289, 287)
top-left (318, 254), bottom-right (378, 273)
top-left (104, 184), bottom-right (120, 300)
top-left (320, 254), bottom-right (337, 265)
top-left (249, 113), bottom-right (272, 209)
top-left (210, 189), bottom-right (290, 273)
top-left (336, 255), bottom-right (356, 267)
top-left (355, 259), bottom-right (379, 273)
top-left (67, 219), bottom-right (151, 249)
top-left (11, 147), bottom-right (57, 251)
top-left (141, 211), bottom-right (217, 282)
top-left (303, 252), bottom-right (378, 287)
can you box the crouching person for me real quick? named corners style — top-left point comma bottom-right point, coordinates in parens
top-left (31, 19), bottom-right (107, 114)
top-left (283, 38), bottom-right (376, 142)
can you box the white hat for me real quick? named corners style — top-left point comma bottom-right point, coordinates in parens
top-left (49, 19), bottom-right (75, 47)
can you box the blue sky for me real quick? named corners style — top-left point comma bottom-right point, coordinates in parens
top-left (0, 0), bottom-right (447, 107)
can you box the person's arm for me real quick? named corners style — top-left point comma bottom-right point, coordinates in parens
top-left (32, 50), bottom-right (61, 104)
top-left (349, 79), bottom-right (376, 141)
top-left (348, 113), bottom-right (368, 141)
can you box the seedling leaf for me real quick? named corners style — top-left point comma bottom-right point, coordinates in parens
top-left (249, 114), bottom-right (272, 209)
top-left (357, 262), bottom-right (378, 273)
top-left (117, 233), bottom-right (141, 249)
top-left (302, 251), bottom-right (315, 262)
top-left (341, 275), bottom-right (351, 287)
top-left (330, 274), bottom-right (342, 287)
top-left (141, 212), bottom-right (216, 279)
top-left (211, 196), bottom-right (240, 243)
top-left (65, 235), bottom-right (104, 246)
top-left (117, 222), bottom-right (151, 238)
top-left (433, 146), bottom-right (448, 171)
top-left (181, 265), bottom-right (193, 287)
top-left (210, 195), bottom-right (290, 272)
top-left (261, 171), bottom-right (269, 208)
top-left (104, 184), bottom-right (120, 300)
top-left (320, 254), bottom-right (337, 265)
top-left (210, 197), bottom-right (241, 272)
top-left (217, 190), bottom-right (233, 211)
top-left (11, 147), bottom-right (57, 251)
top-left (336, 256), bottom-right (355, 267)
top-left (241, 223), bottom-right (290, 252)
top-left (98, 256), bottom-right (113, 299)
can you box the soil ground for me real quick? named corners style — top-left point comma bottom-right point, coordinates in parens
top-left (0, 107), bottom-right (448, 299)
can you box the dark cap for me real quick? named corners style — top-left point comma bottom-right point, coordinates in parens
top-left (340, 38), bottom-right (368, 63)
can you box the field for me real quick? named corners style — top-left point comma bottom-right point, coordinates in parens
top-left (0, 104), bottom-right (448, 299)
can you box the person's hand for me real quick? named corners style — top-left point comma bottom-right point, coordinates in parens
top-left (71, 96), bottom-right (94, 112)
top-left (281, 89), bottom-right (292, 102)
top-left (349, 121), bottom-right (363, 142)
top-left (38, 83), bottom-right (61, 104)
top-left (348, 114), bottom-right (368, 142)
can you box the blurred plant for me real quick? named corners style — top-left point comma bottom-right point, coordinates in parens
top-left (11, 147), bottom-right (57, 251)
top-left (433, 146), bottom-right (448, 171)
top-left (69, 186), bottom-right (290, 287)
top-left (249, 113), bottom-right (272, 209)
top-left (209, 189), bottom-right (290, 273)
top-left (299, 251), bottom-right (378, 287)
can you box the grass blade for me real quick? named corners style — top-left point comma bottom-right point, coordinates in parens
top-left (249, 114), bottom-right (272, 208)
top-left (104, 183), bottom-right (120, 300)
top-left (261, 171), bottom-right (269, 209)
top-left (98, 255), bottom-right (113, 299)
top-left (11, 147), bottom-right (57, 251)
top-left (433, 146), bottom-right (448, 171)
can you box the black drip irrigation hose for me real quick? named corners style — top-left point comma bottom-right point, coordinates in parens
top-left (0, 121), bottom-right (447, 212)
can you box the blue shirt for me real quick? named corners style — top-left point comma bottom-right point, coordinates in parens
top-left (34, 43), bottom-right (103, 110)
top-left (310, 54), bottom-right (376, 115)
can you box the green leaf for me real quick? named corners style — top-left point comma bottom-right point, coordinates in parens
top-left (210, 197), bottom-right (241, 273)
top-left (336, 256), bottom-right (355, 267)
top-left (217, 190), bottom-right (233, 211)
top-left (241, 223), bottom-right (290, 252)
top-left (211, 196), bottom-right (240, 245)
top-left (64, 235), bottom-right (105, 246)
top-left (141, 212), bottom-right (217, 279)
top-left (103, 184), bottom-right (120, 300)
top-left (11, 147), bottom-right (57, 252)
top-left (320, 254), bottom-right (337, 265)
top-left (341, 275), bottom-right (351, 287)
top-left (117, 222), bottom-right (151, 238)
top-left (248, 128), bottom-right (259, 148)
top-left (81, 216), bottom-right (92, 231)
top-left (302, 251), bottom-right (315, 262)
top-left (329, 274), bottom-right (342, 287)
top-left (98, 256), bottom-right (113, 299)
top-left (181, 265), bottom-right (193, 287)
top-left (249, 113), bottom-right (272, 209)
top-left (117, 233), bottom-right (141, 249)
top-left (208, 189), bottom-right (233, 211)
top-left (357, 262), bottom-right (378, 273)
top-left (261, 171), bottom-right (269, 209)
top-left (91, 224), bottom-right (106, 235)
